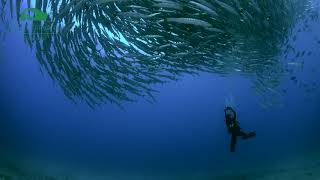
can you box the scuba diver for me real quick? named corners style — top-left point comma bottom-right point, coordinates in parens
top-left (224, 106), bottom-right (256, 152)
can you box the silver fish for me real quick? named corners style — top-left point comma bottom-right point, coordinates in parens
top-left (166, 18), bottom-right (212, 27)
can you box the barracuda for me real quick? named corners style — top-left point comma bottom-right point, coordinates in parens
top-left (1, 0), bottom-right (317, 108)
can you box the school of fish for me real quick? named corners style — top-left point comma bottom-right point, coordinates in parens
top-left (0, 0), bottom-right (319, 108)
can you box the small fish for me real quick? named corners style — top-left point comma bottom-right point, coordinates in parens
top-left (24, 23), bottom-right (32, 48)
top-left (62, 22), bottom-right (74, 34)
top-left (205, 27), bottom-right (225, 33)
top-left (71, 0), bottom-right (85, 13)
top-left (157, 44), bottom-right (171, 49)
top-left (156, 9), bottom-right (176, 13)
top-left (153, 2), bottom-right (182, 11)
top-left (166, 18), bottom-right (212, 27)
top-left (94, 0), bottom-right (127, 5)
top-left (142, 35), bottom-right (164, 38)
top-left (215, 0), bottom-right (238, 15)
top-left (147, 12), bottom-right (161, 18)
top-left (119, 11), bottom-right (149, 19)
top-left (288, 62), bottom-right (303, 67)
top-left (128, 5), bottom-right (148, 9)
top-left (9, 0), bottom-right (12, 17)
top-left (189, 1), bottom-right (218, 16)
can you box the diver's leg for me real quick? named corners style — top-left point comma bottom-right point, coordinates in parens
top-left (234, 128), bottom-right (249, 138)
top-left (230, 134), bottom-right (237, 152)
top-left (241, 131), bottom-right (256, 140)
top-left (238, 131), bottom-right (248, 137)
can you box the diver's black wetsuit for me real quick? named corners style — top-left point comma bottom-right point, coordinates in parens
top-left (224, 107), bottom-right (256, 152)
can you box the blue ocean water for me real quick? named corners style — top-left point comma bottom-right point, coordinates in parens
top-left (1, 0), bottom-right (320, 179)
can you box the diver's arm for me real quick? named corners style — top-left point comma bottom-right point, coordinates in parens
top-left (225, 107), bottom-right (237, 120)
top-left (233, 109), bottom-right (237, 121)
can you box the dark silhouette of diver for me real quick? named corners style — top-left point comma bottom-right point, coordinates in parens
top-left (224, 106), bottom-right (256, 152)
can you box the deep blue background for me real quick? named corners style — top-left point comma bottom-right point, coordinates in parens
top-left (0, 1), bottom-right (320, 178)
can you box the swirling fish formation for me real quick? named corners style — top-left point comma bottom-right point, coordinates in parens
top-left (1, 0), bottom-right (318, 108)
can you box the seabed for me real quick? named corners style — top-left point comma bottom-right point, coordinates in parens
top-left (1, 152), bottom-right (319, 180)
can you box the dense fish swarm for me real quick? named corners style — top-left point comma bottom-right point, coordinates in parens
top-left (0, 0), bottom-right (319, 108)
